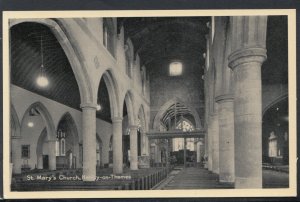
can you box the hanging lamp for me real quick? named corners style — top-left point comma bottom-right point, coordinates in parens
top-left (36, 33), bottom-right (49, 88)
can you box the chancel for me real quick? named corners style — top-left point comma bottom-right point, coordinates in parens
top-left (9, 15), bottom-right (289, 191)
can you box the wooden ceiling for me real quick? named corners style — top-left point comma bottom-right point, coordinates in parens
top-left (120, 16), bottom-right (288, 85)
top-left (10, 22), bottom-right (111, 122)
top-left (118, 17), bottom-right (210, 68)
top-left (10, 17), bottom-right (287, 124)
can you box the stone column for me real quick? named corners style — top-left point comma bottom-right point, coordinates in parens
top-left (229, 16), bottom-right (267, 188)
top-left (216, 94), bottom-right (235, 182)
top-left (81, 103), bottom-right (97, 181)
top-left (48, 140), bottom-right (57, 170)
top-left (129, 125), bottom-right (138, 170)
top-left (196, 141), bottom-right (202, 163)
top-left (207, 120), bottom-right (213, 171)
top-left (211, 112), bottom-right (219, 174)
top-left (112, 117), bottom-right (123, 174)
top-left (229, 48), bottom-right (266, 187)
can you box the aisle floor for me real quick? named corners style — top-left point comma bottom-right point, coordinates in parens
top-left (153, 166), bottom-right (289, 189)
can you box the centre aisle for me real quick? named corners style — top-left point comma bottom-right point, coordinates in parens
top-left (153, 166), bottom-right (233, 190)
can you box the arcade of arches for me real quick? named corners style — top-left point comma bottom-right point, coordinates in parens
top-left (10, 16), bottom-right (289, 189)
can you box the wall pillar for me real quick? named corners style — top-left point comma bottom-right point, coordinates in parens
top-left (211, 112), bottom-right (219, 174)
top-left (216, 94), bottom-right (235, 182)
top-left (11, 136), bottom-right (21, 174)
top-left (112, 117), bottom-right (123, 174)
top-left (81, 103), bottom-right (97, 181)
top-left (129, 125), bottom-right (138, 170)
top-left (48, 140), bottom-right (57, 170)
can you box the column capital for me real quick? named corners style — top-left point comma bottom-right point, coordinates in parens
top-left (215, 94), bottom-right (234, 103)
top-left (228, 47), bottom-right (267, 70)
top-left (129, 125), bottom-right (139, 130)
top-left (80, 102), bottom-right (97, 110)
top-left (209, 112), bottom-right (218, 119)
top-left (112, 117), bottom-right (123, 123)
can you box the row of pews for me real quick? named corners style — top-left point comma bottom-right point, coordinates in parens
top-left (11, 166), bottom-right (173, 191)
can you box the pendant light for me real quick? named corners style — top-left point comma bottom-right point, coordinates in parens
top-left (36, 33), bottom-right (49, 88)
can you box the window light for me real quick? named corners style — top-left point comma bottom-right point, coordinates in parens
top-left (169, 61), bottom-right (183, 76)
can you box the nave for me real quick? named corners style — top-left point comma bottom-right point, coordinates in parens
top-left (8, 15), bottom-right (290, 191)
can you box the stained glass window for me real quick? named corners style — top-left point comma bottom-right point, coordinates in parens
top-left (172, 119), bottom-right (195, 151)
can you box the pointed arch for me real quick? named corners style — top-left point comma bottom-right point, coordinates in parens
top-left (57, 112), bottom-right (80, 168)
top-left (99, 69), bottom-right (121, 118)
top-left (10, 104), bottom-right (21, 137)
top-left (10, 19), bottom-right (93, 104)
top-left (153, 97), bottom-right (202, 130)
top-left (124, 90), bottom-right (135, 126)
top-left (21, 102), bottom-right (56, 141)
top-left (57, 112), bottom-right (79, 148)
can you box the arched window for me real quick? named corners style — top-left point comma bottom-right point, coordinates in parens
top-left (56, 129), bottom-right (66, 156)
top-left (176, 119), bottom-right (194, 132)
top-left (61, 139), bottom-right (65, 156)
top-left (268, 131), bottom-right (278, 157)
top-left (103, 18), bottom-right (115, 56)
top-left (55, 140), bottom-right (60, 156)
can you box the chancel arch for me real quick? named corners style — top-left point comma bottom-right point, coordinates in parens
top-left (153, 97), bottom-right (202, 131)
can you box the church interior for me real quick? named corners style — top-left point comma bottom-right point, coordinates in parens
top-left (9, 15), bottom-right (289, 190)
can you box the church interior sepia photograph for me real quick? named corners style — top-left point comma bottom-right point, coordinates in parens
top-left (1, 7), bottom-right (297, 199)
